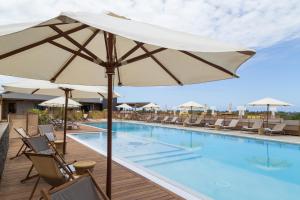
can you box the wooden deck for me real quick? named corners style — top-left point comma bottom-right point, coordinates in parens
top-left (0, 125), bottom-right (183, 200)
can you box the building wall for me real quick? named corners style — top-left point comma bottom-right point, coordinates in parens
top-left (2, 100), bottom-right (40, 119)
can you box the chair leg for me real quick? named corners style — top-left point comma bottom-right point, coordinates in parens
top-left (10, 143), bottom-right (26, 160)
top-left (29, 176), bottom-right (40, 200)
top-left (21, 164), bottom-right (38, 183)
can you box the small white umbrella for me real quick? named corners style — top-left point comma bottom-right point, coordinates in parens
top-left (248, 98), bottom-right (292, 127)
top-left (116, 103), bottom-right (132, 110)
top-left (142, 103), bottom-right (160, 110)
top-left (178, 101), bottom-right (204, 121)
top-left (39, 96), bottom-right (81, 108)
top-left (210, 106), bottom-right (216, 116)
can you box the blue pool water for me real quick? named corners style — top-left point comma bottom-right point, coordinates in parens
top-left (71, 122), bottom-right (300, 200)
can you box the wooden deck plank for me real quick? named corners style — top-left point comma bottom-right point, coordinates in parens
top-left (0, 125), bottom-right (183, 200)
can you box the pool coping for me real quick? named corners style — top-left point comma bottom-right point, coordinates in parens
top-left (68, 131), bottom-right (210, 200)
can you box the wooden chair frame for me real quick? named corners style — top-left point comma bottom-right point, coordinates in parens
top-left (41, 170), bottom-right (109, 200)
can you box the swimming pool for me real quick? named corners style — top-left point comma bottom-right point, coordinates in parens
top-left (70, 122), bottom-right (300, 200)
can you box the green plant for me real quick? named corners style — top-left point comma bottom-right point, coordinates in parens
top-left (28, 109), bottom-right (51, 125)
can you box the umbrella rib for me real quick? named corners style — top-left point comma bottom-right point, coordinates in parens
top-left (48, 41), bottom-right (105, 67)
top-left (97, 92), bottom-right (105, 98)
top-left (50, 30), bottom-right (100, 82)
top-left (180, 51), bottom-right (239, 78)
top-left (116, 48), bottom-right (166, 67)
top-left (49, 25), bottom-right (105, 66)
top-left (31, 89), bottom-right (39, 94)
top-left (138, 44), bottom-right (183, 86)
top-left (0, 24), bottom-right (88, 60)
top-left (113, 39), bottom-right (122, 86)
top-left (34, 22), bottom-right (79, 28)
top-left (117, 42), bottom-right (144, 62)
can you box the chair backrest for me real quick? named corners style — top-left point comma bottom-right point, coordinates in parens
top-left (152, 116), bottom-right (158, 121)
top-left (41, 172), bottom-right (109, 200)
top-left (83, 114), bottom-right (88, 119)
top-left (26, 153), bottom-right (70, 187)
top-left (171, 117), bottom-right (178, 122)
top-left (162, 116), bottom-right (168, 121)
top-left (25, 135), bottom-right (51, 153)
top-left (252, 121), bottom-right (263, 129)
top-left (14, 127), bottom-right (30, 139)
top-left (215, 119), bottom-right (224, 126)
top-left (183, 117), bottom-right (190, 124)
top-left (38, 125), bottom-right (57, 142)
top-left (146, 116), bottom-right (151, 121)
top-left (228, 119), bottom-right (239, 127)
top-left (195, 118), bottom-right (203, 124)
top-left (273, 123), bottom-right (286, 131)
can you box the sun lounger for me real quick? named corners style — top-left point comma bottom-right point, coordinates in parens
top-left (83, 113), bottom-right (88, 121)
top-left (26, 152), bottom-right (76, 200)
top-left (177, 117), bottom-right (190, 125)
top-left (16, 132), bottom-right (74, 183)
top-left (222, 119), bottom-right (239, 129)
top-left (161, 116), bottom-right (169, 123)
top-left (242, 121), bottom-right (263, 132)
top-left (10, 128), bottom-right (31, 160)
top-left (264, 123), bottom-right (286, 135)
top-left (168, 116), bottom-right (178, 124)
top-left (38, 124), bottom-right (57, 142)
top-left (150, 116), bottom-right (159, 122)
top-left (41, 171), bottom-right (109, 200)
top-left (206, 119), bottom-right (224, 128)
top-left (186, 117), bottom-right (203, 126)
top-left (145, 115), bottom-right (152, 122)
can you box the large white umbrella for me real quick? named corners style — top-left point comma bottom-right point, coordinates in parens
top-left (0, 11), bottom-right (255, 197)
top-left (3, 79), bottom-right (119, 154)
top-left (178, 101), bottom-right (204, 121)
top-left (39, 96), bottom-right (81, 107)
top-left (248, 97), bottom-right (291, 126)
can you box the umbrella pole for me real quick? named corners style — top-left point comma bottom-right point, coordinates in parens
top-left (63, 89), bottom-right (69, 155)
top-left (266, 104), bottom-right (270, 128)
top-left (105, 32), bottom-right (115, 199)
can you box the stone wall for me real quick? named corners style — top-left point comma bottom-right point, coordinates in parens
top-left (0, 123), bottom-right (9, 179)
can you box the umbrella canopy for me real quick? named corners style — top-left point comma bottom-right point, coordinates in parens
top-left (248, 98), bottom-right (292, 106)
top-left (248, 98), bottom-right (291, 127)
top-left (0, 12), bottom-right (254, 86)
top-left (39, 96), bottom-right (81, 108)
top-left (116, 103), bottom-right (132, 110)
top-left (178, 101), bottom-right (204, 110)
top-left (0, 11), bottom-right (255, 198)
top-left (2, 79), bottom-right (120, 98)
top-left (142, 103), bottom-right (160, 110)
top-left (2, 78), bottom-right (120, 155)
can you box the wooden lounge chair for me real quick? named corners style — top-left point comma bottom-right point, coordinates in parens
top-left (41, 171), bottom-right (109, 200)
top-left (168, 116), bottom-right (178, 124)
top-left (145, 115), bottom-right (152, 122)
top-left (160, 116), bottom-right (169, 123)
top-left (265, 123), bottom-right (286, 135)
top-left (222, 119), bottom-right (239, 129)
top-left (38, 124), bottom-right (57, 142)
top-left (242, 121), bottom-right (263, 132)
top-left (10, 128), bottom-right (31, 160)
top-left (21, 134), bottom-right (74, 183)
top-left (186, 117), bottom-right (203, 126)
top-left (150, 115), bottom-right (159, 122)
top-left (176, 117), bottom-right (189, 125)
top-left (206, 119), bottom-right (224, 128)
top-left (25, 152), bottom-right (76, 200)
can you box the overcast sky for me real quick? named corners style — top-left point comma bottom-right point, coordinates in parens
top-left (0, 0), bottom-right (299, 110)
